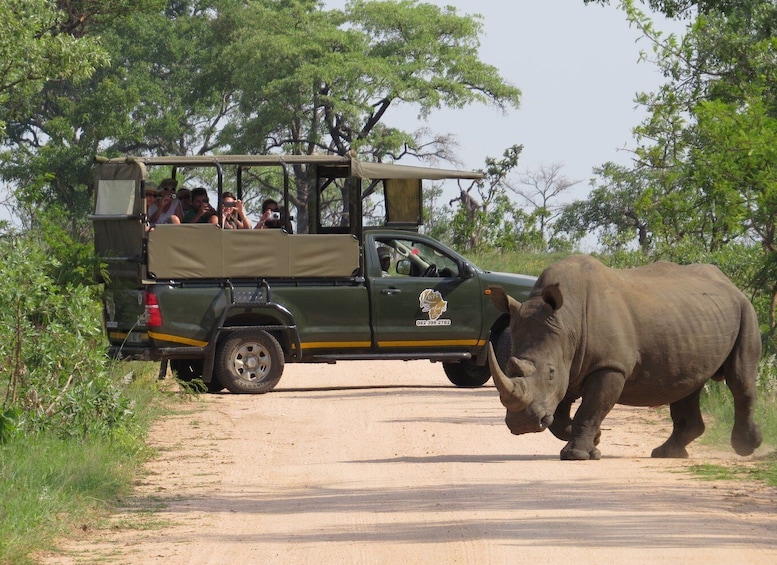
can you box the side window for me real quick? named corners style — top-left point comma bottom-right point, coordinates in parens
top-left (376, 238), bottom-right (460, 278)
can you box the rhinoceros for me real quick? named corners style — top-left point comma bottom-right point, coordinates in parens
top-left (487, 255), bottom-right (762, 461)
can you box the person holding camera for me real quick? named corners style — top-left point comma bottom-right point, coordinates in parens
top-left (220, 192), bottom-right (252, 229)
top-left (149, 178), bottom-right (183, 225)
top-left (255, 198), bottom-right (283, 230)
top-left (188, 187), bottom-right (219, 225)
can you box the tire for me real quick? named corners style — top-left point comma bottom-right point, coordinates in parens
top-left (444, 330), bottom-right (512, 388)
top-left (170, 359), bottom-right (224, 393)
top-left (216, 330), bottom-right (284, 394)
top-left (494, 329), bottom-right (512, 371)
top-left (443, 360), bottom-right (492, 387)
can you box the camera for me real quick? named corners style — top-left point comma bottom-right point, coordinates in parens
top-left (270, 211), bottom-right (281, 220)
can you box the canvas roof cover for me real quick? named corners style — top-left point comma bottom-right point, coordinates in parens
top-left (97, 154), bottom-right (483, 181)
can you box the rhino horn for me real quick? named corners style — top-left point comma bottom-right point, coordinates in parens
top-left (487, 342), bottom-right (530, 410)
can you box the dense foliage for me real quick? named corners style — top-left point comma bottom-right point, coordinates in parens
top-left (1, 0), bottom-right (520, 235)
top-left (555, 0), bottom-right (777, 352)
top-left (0, 232), bottom-right (130, 441)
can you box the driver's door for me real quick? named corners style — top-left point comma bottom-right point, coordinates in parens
top-left (368, 234), bottom-right (484, 352)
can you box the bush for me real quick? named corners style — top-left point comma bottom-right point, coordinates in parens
top-left (0, 234), bottom-right (130, 439)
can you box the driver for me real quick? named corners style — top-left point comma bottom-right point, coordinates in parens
top-left (377, 246), bottom-right (392, 276)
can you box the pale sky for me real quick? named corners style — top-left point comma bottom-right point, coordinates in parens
top-left (326, 0), bottom-right (686, 203)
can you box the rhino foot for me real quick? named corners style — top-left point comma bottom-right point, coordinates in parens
top-left (732, 423), bottom-right (762, 456)
top-left (560, 445), bottom-right (601, 461)
top-left (651, 444), bottom-right (689, 458)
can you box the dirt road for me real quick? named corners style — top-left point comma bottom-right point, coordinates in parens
top-left (44, 361), bottom-right (776, 564)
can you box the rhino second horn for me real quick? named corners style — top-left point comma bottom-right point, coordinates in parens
top-left (487, 342), bottom-right (530, 409)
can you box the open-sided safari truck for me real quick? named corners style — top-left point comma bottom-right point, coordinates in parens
top-left (92, 154), bottom-right (536, 393)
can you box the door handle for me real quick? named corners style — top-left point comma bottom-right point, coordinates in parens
top-left (381, 288), bottom-right (401, 295)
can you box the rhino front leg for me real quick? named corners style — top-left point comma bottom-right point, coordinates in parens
top-left (560, 369), bottom-right (624, 461)
top-left (549, 396), bottom-right (603, 446)
top-left (548, 397), bottom-right (574, 441)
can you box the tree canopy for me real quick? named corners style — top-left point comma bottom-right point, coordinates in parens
top-left (0, 0), bottom-right (110, 136)
top-left (564, 0), bottom-right (777, 335)
top-left (0, 0), bottom-right (520, 234)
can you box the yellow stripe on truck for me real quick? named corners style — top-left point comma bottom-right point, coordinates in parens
top-left (299, 341), bottom-right (372, 350)
top-left (377, 338), bottom-right (484, 348)
top-left (148, 331), bottom-right (209, 347)
top-left (142, 334), bottom-right (483, 350)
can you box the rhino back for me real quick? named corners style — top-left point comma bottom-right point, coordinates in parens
top-left (539, 256), bottom-right (756, 406)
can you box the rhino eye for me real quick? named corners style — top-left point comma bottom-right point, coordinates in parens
top-left (548, 367), bottom-right (555, 381)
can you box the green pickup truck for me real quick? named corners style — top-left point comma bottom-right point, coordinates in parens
top-left (92, 155), bottom-right (536, 393)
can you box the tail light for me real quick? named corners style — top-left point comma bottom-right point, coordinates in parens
top-left (144, 290), bottom-right (163, 327)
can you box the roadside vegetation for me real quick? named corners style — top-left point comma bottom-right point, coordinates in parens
top-left (2, 0), bottom-right (777, 562)
top-left (0, 232), bottom-right (170, 565)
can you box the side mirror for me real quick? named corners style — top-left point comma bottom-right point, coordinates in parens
top-left (460, 262), bottom-right (475, 279)
top-left (396, 259), bottom-right (411, 276)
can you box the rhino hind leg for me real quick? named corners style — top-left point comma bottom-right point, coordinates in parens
top-left (724, 300), bottom-right (763, 456)
top-left (652, 387), bottom-right (705, 459)
top-left (727, 378), bottom-right (762, 456)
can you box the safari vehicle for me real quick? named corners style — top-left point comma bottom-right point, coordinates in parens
top-left (92, 154), bottom-right (536, 393)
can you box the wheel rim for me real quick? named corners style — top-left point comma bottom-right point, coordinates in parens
top-left (232, 341), bottom-right (271, 382)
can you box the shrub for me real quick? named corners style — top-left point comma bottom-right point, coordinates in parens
top-left (0, 234), bottom-right (130, 439)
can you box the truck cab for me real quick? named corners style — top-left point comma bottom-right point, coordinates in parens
top-left (92, 155), bottom-right (536, 393)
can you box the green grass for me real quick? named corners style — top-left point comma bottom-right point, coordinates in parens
top-left (469, 249), bottom-right (572, 277)
top-left (0, 362), bottom-right (166, 565)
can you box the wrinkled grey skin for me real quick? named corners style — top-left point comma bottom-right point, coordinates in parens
top-left (488, 255), bottom-right (763, 461)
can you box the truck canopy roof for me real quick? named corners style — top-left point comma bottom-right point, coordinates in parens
top-left (92, 154), bottom-right (482, 282)
top-left (95, 154), bottom-right (483, 181)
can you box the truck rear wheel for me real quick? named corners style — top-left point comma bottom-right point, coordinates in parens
top-left (216, 330), bottom-right (284, 394)
top-left (443, 360), bottom-right (491, 387)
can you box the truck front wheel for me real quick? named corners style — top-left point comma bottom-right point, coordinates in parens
top-left (442, 360), bottom-right (491, 387)
top-left (217, 330), bottom-right (284, 394)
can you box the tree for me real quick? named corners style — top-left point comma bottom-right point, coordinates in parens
top-left (447, 145), bottom-right (545, 253)
top-left (555, 162), bottom-right (655, 252)
top-left (507, 163), bottom-right (580, 247)
top-left (577, 0), bottom-right (777, 335)
top-left (220, 0), bottom-right (521, 232)
top-left (2, 0), bottom-right (521, 237)
top-left (0, 0), bottom-right (109, 137)
top-left (1, 0), bottom-right (242, 234)
top-left (583, 0), bottom-right (743, 18)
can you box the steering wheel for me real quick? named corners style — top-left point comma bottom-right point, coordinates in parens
top-left (421, 263), bottom-right (438, 277)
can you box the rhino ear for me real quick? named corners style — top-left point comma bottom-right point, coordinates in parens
top-left (542, 283), bottom-right (563, 312)
top-left (489, 286), bottom-right (510, 313)
top-left (489, 286), bottom-right (521, 314)
top-left (488, 286), bottom-right (521, 314)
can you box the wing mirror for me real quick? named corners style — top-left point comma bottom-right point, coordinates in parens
top-left (396, 259), bottom-right (411, 276)
top-left (460, 262), bottom-right (475, 279)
